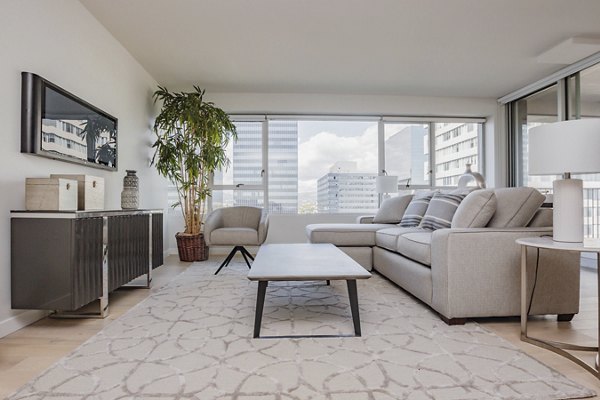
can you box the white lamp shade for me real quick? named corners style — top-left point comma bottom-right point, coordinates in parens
top-left (376, 176), bottom-right (398, 193)
top-left (529, 118), bottom-right (600, 175)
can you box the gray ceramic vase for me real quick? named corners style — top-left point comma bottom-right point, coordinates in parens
top-left (121, 170), bottom-right (139, 209)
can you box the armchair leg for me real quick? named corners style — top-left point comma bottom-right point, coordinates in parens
top-left (241, 250), bottom-right (252, 269)
top-left (214, 247), bottom-right (238, 275)
top-left (242, 247), bottom-right (255, 261)
top-left (214, 246), bottom-right (254, 275)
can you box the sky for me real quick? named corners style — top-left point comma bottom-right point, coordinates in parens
top-left (297, 121), bottom-right (379, 197)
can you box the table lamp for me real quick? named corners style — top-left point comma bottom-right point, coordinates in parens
top-left (376, 175), bottom-right (398, 201)
top-left (528, 118), bottom-right (600, 243)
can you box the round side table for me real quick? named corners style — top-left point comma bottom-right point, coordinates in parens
top-left (517, 236), bottom-right (600, 379)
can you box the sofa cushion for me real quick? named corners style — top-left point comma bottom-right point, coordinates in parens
top-left (398, 193), bottom-right (434, 227)
top-left (210, 227), bottom-right (259, 246)
top-left (372, 194), bottom-right (413, 224)
top-left (396, 231), bottom-right (433, 266)
top-left (527, 208), bottom-right (553, 227)
top-left (306, 223), bottom-right (394, 246)
top-left (487, 187), bottom-right (545, 228)
top-left (451, 189), bottom-right (497, 228)
top-left (420, 193), bottom-right (466, 231)
top-left (375, 227), bottom-right (424, 252)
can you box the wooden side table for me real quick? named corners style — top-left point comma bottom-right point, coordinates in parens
top-left (517, 236), bottom-right (600, 378)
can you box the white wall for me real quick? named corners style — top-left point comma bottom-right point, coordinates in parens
top-left (166, 91), bottom-right (501, 252)
top-left (0, 0), bottom-right (167, 338)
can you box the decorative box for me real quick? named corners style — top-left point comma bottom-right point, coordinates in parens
top-left (50, 174), bottom-right (105, 210)
top-left (26, 178), bottom-right (78, 211)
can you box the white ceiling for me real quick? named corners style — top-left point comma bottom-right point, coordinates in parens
top-left (81, 0), bottom-right (600, 98)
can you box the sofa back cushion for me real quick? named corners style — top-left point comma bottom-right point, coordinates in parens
top-left (420, 193), bottom-right (466, 230)
top-left (527, 208), bottom-right (553, 227)
top-left (373, 194), bottom-right (414, 224)
top-left (398, 193), bottom-right (434, 227)
top-left (451, 189), bottom-right (497, 228)
top-left (486, 187), bottom-right (545, 228)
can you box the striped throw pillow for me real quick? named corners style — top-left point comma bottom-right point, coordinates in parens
top-left (420, 193), bottom-right (466, 231)
top-left (398, 193), bottom-right (434, 227)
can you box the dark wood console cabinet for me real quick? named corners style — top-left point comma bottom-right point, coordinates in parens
top-left (11, 209), bottom-right (163, 317)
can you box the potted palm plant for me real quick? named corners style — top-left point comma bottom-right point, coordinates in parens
top-left (151, 86), bottom-right (236, 261)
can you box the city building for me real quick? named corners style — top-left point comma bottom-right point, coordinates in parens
top-left (267, 120), bottom-right (298, 213)
top-left (317, 161), bottom-right (378, 212)
top-left (434, 122), bottom-right (480, 186)
top-left (212, 120), bottom-right (299, 213)
top-left (384, 124), bottom-right (429, 186)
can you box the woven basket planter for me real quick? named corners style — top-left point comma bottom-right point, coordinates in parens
top-left (176, 232), bottom-right (208, 262)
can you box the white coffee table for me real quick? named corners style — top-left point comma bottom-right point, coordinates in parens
top-left (247, 243), bottom-right (372, 338)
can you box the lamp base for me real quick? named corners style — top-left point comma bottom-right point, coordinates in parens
top-left (553, 178), bottom-right (583, 243)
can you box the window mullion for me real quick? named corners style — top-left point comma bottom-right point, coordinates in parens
top-left (429, 122), bottom-right (435, 186)
top-left (377, 119), bottom-right (385, 175)
top-left (262, 118), bottom-right (268, 209)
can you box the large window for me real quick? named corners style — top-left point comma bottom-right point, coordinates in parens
top-left (208, 116), bottom-right (485, 214)
top-left (508, 60), bottom-right (600, 237)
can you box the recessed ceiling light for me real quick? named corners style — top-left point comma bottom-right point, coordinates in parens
top-left (537, 37), bottom-right (600, 65)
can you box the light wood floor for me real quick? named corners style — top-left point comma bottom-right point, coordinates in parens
top-left (1, 256), bottom-right (599, 398)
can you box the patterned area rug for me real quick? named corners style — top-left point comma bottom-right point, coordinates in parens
top-left (9, 260), bottom-right (595, 399)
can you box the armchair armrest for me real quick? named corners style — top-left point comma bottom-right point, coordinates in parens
top-left (430, 227), bottom-right (579, 319)
top-left (356, 215), bottom-right (375, 224)
top-left (203, 209), bottom-right (224, 246)
top-left (258, 209), bottom-right (269, 244)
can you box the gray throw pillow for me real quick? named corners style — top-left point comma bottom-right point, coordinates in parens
top-left (451, 189), bottom-right (497, 228)
top-left (420, 193), bottom-right (466, 231)
top-left (486, 187), bottom-right (545, 228)
top-left (373, 194), bottom-right (414, 224)
top-left (398, 193), bottom-right (434, 227)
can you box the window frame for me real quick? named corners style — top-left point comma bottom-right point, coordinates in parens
top-left (206, 114), bottom-right (486, 214)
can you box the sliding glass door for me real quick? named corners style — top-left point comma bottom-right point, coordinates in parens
top-left (508, 60), bottom-right (600, 237)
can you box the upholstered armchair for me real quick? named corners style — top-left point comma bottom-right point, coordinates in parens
top-left (204, 206), bottom-right (269, 275)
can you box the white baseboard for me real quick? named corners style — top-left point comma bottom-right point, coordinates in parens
top-left (0, 309), bottom-right (49, 339)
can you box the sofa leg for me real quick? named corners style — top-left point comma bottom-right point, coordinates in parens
top-left (440, 315), bottom-right (467, 326)
top-left (557, 313), bottom-right (575, 322)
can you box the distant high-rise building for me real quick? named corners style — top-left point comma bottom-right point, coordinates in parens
top-left (212, 121), bottom-right (299, 212)
top-left (268, 121), bottom-right (298, 213)
top-left (384, 125), bottom-right (429, 185)
top-left (434, 123), bottom-right (480, 186)
top-left (317, 161), bottom-right (378, 212)
top-left (232, 122), bottom-right (263, 207)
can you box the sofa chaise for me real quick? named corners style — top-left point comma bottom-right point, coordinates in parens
top-left (306, 187), bottom-right (580, 324)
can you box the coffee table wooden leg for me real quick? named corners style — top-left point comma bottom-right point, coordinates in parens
top-left (254, 281), bottom-right (268, 338)
top-left (346, 279), bottom-right (361, 336)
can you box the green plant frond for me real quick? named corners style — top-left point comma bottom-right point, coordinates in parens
top-left (151, 85), bottom-right (236, 234)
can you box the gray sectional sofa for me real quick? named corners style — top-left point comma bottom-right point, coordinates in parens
top-left (306, 187), bottom-right (580, 324)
